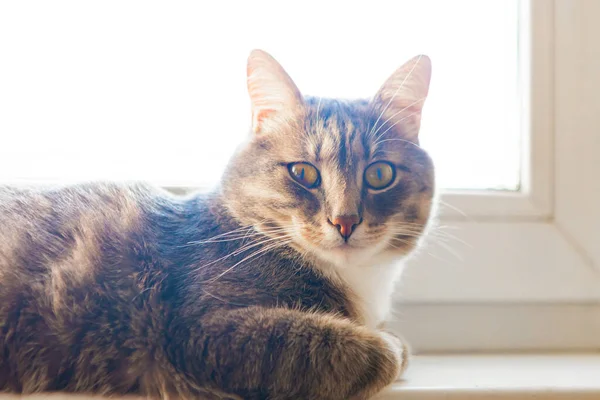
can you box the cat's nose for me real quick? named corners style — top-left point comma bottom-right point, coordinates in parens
top-left (329, 215), bottom-right (362, 241)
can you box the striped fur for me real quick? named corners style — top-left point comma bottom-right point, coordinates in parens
top-left (0, 50), bottom-right (434, 399)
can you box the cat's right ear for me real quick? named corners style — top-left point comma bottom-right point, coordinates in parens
top-left (247, 50), bottom-right (303, 134)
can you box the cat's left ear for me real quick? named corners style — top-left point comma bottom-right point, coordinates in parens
top-left (247, 49), bottom-right (303, 134)
top-left (372, 55), bottom-right (432, 141)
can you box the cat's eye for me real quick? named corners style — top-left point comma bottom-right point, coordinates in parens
top-left (288, 162), bottom-right (321, 188)
top-left (364, 162), bottom-right (396, 190)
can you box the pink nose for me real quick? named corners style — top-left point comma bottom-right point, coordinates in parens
top-left (330, 215), bottom-right (361, 240)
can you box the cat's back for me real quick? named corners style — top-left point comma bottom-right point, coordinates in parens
top-left (0, 182), bottom-right (153, 279)
top-left (0, 182), bottom-right (179, 392)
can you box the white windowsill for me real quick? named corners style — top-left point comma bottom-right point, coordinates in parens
top-left (2, 354), bottom-right (600, 399)
top-left (377, 354), bottom-right (600, 400)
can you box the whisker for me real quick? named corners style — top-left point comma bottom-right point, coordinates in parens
top-left (197, 227), bottom-right (289, 244)
top-left (438, 199), bottom-right (469, 218)
top-left (226, 234), bottom-right (291, 257)
top-left (394, 231), bottom-right (465, 262)
top-left (183, 219), bottom-right (292, 246)
top-left (387, 221), bottom-right (473, 251)
top-left (207, 239), bottom-right (293, 283)
top-left (430, 224), bottom-right (462, 231)
top-left (185, 221), bottom-right (295, 246)
top-left (388, 221), bottom-right (461, 233)
top-left (429, 231), bottom-right (472, 248)
top-left (182, 224), bottom-right (255, 246)
top-left (391, 229), bottom-right (459, 242)
top-left (421, 250), bottom-right (455, 265)
top-left (191, 234), bottom-right (292, 273)
top-left (239, 224), bottom-right (262, 247)
top-left (390, 237), bottom-right (456, 265)
top-left (393, 225), bottom-right (472, 248)
top-left (435, 240), bottom-right (464, 262)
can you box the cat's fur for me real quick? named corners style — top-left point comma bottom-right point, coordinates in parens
top-left (0, 50), bottom-right (434, 399)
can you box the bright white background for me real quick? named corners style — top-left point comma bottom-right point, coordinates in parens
top-left (0, 0), bottom-right (520, 190)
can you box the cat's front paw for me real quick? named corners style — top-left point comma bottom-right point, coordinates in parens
top-left (348, 330), bottom-right (411, 400)
top-left (378, 331), bottom-right (410, 380)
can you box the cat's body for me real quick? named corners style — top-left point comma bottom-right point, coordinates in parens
top-left (0, 183), bottom-right (372, 398)
top-left (0, 51), bottom-right (434, 399)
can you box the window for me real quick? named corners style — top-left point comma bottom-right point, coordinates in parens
top-left (394, 0), bottom-right (600, 352)
top-left (0, 0), bottom-right (519, 190)
top-left (1, 0), bottom-right (599, 352)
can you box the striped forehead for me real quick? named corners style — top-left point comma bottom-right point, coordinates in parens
top-left (303, 97), bottom-right (371, 168)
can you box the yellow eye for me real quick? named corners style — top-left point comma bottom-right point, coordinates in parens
top-left (289, 162), bottom-right (321, 188)
top-left (364, 162), bottom-right (396, 190)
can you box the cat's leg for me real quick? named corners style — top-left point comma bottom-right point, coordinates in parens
top-left (173, 306), bottom-right (407, 400)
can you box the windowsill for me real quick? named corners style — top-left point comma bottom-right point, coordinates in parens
top-left (378, 354), bottom-right (600, 399)
top-left (2, 354), bottom-right (600, 399)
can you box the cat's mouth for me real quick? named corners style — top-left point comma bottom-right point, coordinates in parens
top-left (324, 241), bottom-right (367, 255)
top-left (329, 242), bottom-right (354, 251)
top-left (292, 219), bottom-right (385, 263)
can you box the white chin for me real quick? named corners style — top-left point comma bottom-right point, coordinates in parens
top-left (316, 245), bottom-right (372, 268)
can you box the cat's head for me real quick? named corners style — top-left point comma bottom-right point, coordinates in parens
top-left (222, 50), bottom-right (434, 268)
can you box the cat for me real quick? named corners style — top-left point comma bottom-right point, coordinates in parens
top-left (0, 50), bottom-right (434, 400)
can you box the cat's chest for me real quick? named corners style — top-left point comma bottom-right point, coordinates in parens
top-left (332, 257), bottom-right (404, 329)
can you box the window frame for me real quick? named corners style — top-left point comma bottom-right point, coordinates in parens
top-left (437, 0), bottom-right (553, 221)
top-left (397, 0), bottom-right (600, 353)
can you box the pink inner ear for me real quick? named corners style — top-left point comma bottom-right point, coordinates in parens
top-left (248, 65), bottom-right (274, 131)
top-left (253, 109), bottom-right (275, 128)
top-left (246, 50), bottom-right (303, 133)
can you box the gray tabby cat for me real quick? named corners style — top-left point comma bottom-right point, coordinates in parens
top-left (0, 50), bottom-right (434, 399)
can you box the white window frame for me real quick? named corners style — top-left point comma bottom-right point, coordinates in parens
top-left (396, 0), bottom-right (600, 353)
